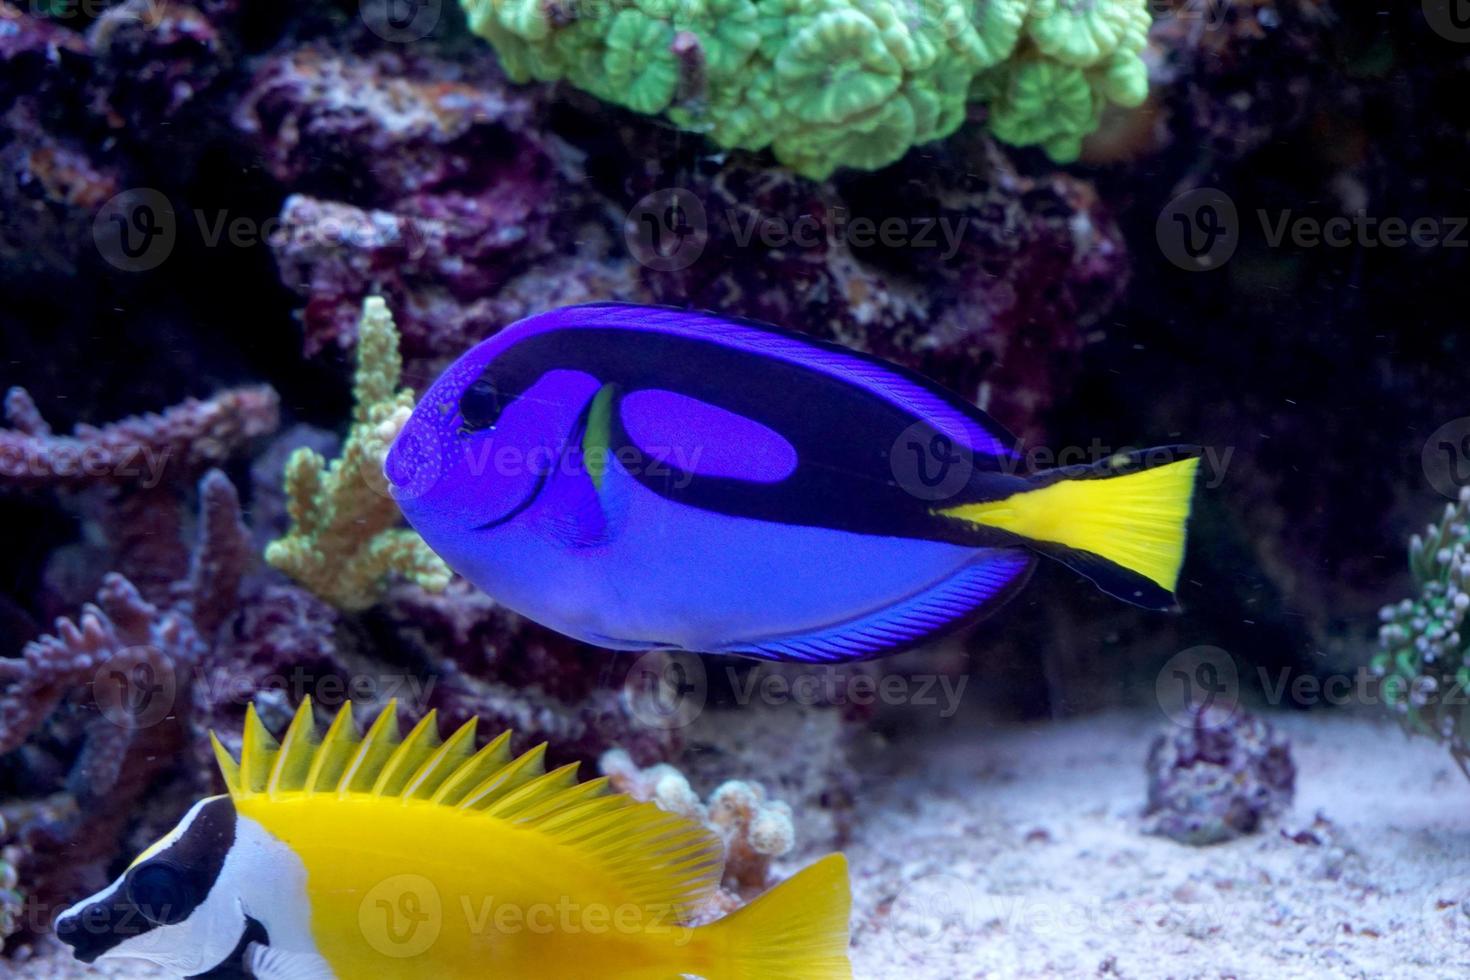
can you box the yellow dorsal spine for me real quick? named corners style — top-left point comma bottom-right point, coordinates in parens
top-left (369, 709), bottom-right (443, 797)
top-left (336, 699), bottom-right (400, 795)
top-left (479, 763), bottom-right (583, 820)
top-left (429, 730), bottom-right (514, 806)
top-left (401, 718), bottom-right (478, 801)
top-left (266, 701), bottom-right (320, 797)
top-left (457, 742), bottom-right (550, 810)
top-left (239, 704), bottom-right (280, 795)
top-left (212, 699), bottom-right (730, 919)
top-left (304, 703), bottom-right (360, 793)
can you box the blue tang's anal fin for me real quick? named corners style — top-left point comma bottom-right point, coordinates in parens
top-left (717, 549), bottom-right (1036, 664)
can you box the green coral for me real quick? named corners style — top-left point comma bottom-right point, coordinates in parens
top-left (265, 297), bottom-right (451, 611)
top-left (1373, 486), bottom-right (1470, 777)
top-left (459, 0), bottom-right (1153, 177)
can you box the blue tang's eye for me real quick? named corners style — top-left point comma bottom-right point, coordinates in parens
top-left (127, 862), bottom-right (194, 926)
top-left (460, 379), bottom-right (502, 431)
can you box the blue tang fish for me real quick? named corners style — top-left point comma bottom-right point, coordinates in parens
top-left (385, 303), bottom-right (1199, 662)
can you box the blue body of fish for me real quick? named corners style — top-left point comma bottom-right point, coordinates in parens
top-left (385, 304), bottom-right (1198, 662)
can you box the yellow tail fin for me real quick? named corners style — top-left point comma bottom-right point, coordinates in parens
top-left (937, 450), bottom-right (1200, 610)
top-left (696, 854), bottom-right (852, 980)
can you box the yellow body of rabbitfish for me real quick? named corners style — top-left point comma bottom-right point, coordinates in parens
top-left (213, 699), bottom-right (851, 979)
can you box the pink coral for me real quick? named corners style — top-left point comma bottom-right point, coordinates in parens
top-left (0, 385), bottom-right (279, 492)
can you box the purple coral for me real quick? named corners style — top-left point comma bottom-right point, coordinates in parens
top-left (1143, 705), bottom-right (1297, 845)
top-left (0, 573), bottom-right (201, 757)
top-left (243, 40), bottom-right (1128, 449)
top-left (0, 572), bottom-right (198, 929)
top-left (235, 47), bottom-right (575, 361)
top-left (0, 470), bottom-right (336, 938)
top-left (622, 140), bottom-right (1126, 445)
top-left (0, 385), bottom-right (279, 492)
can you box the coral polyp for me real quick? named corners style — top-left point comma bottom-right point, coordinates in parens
top-left (1373, 486), bottom-right (1470, 775)
top-left (458, 0), bottom-right (1154, 177)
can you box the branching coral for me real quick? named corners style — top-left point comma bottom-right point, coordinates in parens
top-left (460, 0), bottom-right (1153, 176)
top-left (0, 573), bottom-right (202, 757)
top-left (0, 470), bottom-right (351, 940)
top-left (265, 297), bottom-right (451, 610)
top-left (0, 384), bottom-right (279, 492)
top-left (1373, 487), bottom-right (1470, 776)
top-left (0, 383), bottom-right (278, 612)
top-left (601, 749), bottom-right (796, 908)
top-left (0, 571), bottom-right (198, 934)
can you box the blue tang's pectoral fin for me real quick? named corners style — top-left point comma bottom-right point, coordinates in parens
top-left (716, 549), bottom-right (1037, 663)
top-left (534, 383), bottom-right (619, 548)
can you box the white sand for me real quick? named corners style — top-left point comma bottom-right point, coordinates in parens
top-left (9, 710), bottom-right (1470, 979)
top-left (844, 711), bottom-right (1470, 979)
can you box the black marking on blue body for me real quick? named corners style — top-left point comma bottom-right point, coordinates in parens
top-left (473, 321), bottom-right (1028, 542)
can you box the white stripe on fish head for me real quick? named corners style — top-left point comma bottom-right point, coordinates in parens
top-left (53, 798), bottom-right (323, 975)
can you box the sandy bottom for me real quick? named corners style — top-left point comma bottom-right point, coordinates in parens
top-left (9, 710), bottom-right (1470, 979)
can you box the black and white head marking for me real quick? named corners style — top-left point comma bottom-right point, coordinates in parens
top-left (55, 794), bottom-right (283, 978)
top-left (56, 794), bottom-right (326, 977)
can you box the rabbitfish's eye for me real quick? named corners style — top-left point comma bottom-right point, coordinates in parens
top-left (127, 862), bottom-right (194, 926)
top-left (460, 378), bottom-right (502, 430)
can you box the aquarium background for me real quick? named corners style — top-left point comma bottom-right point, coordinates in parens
top-left (2, 0), bottom-right (1470, 976)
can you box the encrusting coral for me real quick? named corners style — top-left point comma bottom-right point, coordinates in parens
top-left (1142, 704), bottom-right (1296, 846)
top-left (459, 0), bottom-right (1153, 176)
top-left (1373, 486), bottom-right (1470, 776)
top-left (265, 296), bottom-right (451, 611)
